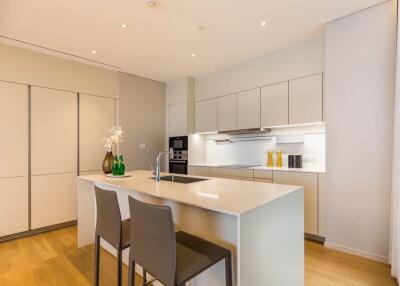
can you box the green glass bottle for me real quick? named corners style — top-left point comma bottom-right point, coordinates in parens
top-left (117, 155), bottom-right (125, 176)
top-left (112, 156), bottom-right (119, 176)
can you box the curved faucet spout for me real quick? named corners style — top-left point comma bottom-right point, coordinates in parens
top-left (155, 148), bottom-right (173, 181)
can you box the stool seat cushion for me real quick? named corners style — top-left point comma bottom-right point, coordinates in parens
top-left (175, 231), bottom-right (230, 285)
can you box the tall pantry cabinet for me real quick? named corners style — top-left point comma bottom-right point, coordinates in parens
top-left (0, 81), bottom-right (116, 240)
top-left (0, 81), bottom-right (29, 237)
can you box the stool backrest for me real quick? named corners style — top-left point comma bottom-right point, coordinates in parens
top-left (128, 197), bottom-right (176, 286)
top-left (94, 186), bottom-right (122, 249)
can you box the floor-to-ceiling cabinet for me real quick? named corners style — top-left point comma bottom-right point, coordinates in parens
top-left (30, 87), bottom-right (78, 229)
top-left (0, 81), bottom-right (29, 237)
top-left (0, 82), bottom-right (116, 240)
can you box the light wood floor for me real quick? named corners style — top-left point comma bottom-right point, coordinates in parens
top-left (0, 226), bottom-right (396, 286)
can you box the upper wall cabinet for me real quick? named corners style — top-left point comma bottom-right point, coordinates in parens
top-left (261, 82), bottom-right (289, 127)
top-left (195, 98), bottom-right (218, 133)
top-left (289, 74), bottom-right (323, 125)
top-left (218, 94), bottom-right (237, 131)
top-left (31, 87), bottom-right (78, 175)
top-left (237, 89), bottom-right (261, 129)
top-left (0, 81), bottom-right (28, 178)
top-left (168, 102), bottom-right (188, 137)
top-left (80, 94), bottom-right (115, 172)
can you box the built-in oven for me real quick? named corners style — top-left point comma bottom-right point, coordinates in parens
top-left (169, 136), bottom-right (188, 151)
top-left (169, 136), bottom-right (188, 175)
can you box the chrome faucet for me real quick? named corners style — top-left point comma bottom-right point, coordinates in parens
top-left (154, 148), bottom-right (174, 181)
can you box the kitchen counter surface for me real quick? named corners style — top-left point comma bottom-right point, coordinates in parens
top-left (78, 170), bottom-right (302, 216)
top-left (189, 163), bottom-right (325, 174)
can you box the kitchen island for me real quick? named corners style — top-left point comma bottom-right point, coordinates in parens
top-left (77, 170), bottom-right (304, 286)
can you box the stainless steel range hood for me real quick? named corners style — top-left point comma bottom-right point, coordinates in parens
top-left (218, 127), bottom-right (270, 135)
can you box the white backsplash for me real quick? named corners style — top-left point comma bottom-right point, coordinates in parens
top-left (205, 124), bottom-right (326, 170)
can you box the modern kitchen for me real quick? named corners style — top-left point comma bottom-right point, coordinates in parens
top-left (0, 1), bottom-right (399, 286)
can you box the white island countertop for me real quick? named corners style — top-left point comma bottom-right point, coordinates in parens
top-left (78, 170), bottom-right (302, 216)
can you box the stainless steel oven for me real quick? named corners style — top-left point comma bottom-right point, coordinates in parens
top-left (169, 136), bottom-right (188, 174)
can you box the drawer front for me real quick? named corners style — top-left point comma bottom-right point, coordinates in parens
top-left (210, 167), bottom-right (254, 178)
top-left (188, 166), bottom-right (210, 177)
top-left (253, 169), bottom-right (273, 180)
top-left (253, 178), bottom-right (273, 183)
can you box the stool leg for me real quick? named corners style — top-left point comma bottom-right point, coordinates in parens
top-left (225, 253), bottom-right (232, 286)
top-left (117, 248), bottom-right (123, 286)
top-left (128, 259), bottom-right (136, 286)
top-left (94, 235), bottom-right (100, 286)
top-left (143, 270), bottom-right (147, 283)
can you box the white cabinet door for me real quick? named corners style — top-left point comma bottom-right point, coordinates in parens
top-left (31, 87), bottom-right (77, 175)
top-left (289, 74), bottom-right (323, 125)
top-left (218, 94), bottom-right (237, 131)
top-left (261, 82), bottom-right (289, 127)
top-left (79, 94), bottom-right (115, 172)
top-left (168, 102), bottom-right (187, 137)
top-left (237, 89), bottom-right (261, 129)
top-left (318, 173), bottom-right (325, 237)
top-left (0, 81), bottom-right (28, 178)
top-left (0, 177), bottom-right (28, 236)
top-left (31, 173), bottom-right (77, 229)
top-left (195, 98), bottom-right (218, 133)
top-left (273, 171), bottom-right (318, 235)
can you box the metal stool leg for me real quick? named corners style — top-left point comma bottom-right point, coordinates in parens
top-left (94, 235), bottom-right (100, 286)
top-left (225, 253), bottom-right (233, 286)
top-left (143, 270), bottom-right (147, 283)
top-left (117, 248), bottom-right (123, 286)
top-left (128, 259), bottom-right (136, 286)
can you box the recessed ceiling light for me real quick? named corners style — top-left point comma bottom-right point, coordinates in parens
top-left (191, 53), bottom-right (196, 58)
top-left (260, 21), bottom-right (267, 27)
top-left (121, 24), bottom-right (127, 28)
top-left (91, 50), bottom-right (97, 55)
top-left (145, 0), bottom-right (157, 7)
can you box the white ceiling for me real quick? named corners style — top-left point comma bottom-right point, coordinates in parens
top-left (0, 0), bottom-right (386, 82)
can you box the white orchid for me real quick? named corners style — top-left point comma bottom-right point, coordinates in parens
top-left (102, 126), bottom-right (124, 152)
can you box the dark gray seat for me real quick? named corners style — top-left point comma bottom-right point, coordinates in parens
top-left (127, 196), bottom-right (233, 286)
top-left (94, 186), bottom-right (146, 286)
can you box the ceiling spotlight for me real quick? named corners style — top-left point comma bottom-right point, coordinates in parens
top-left (145, 0), bottom-right (157, 7)
top-left (191, 53), bottom-right (196, 58)
top-left (91, 50), bottom-right (97, 55)
top-left (121, 24), bottom-right (127, 28)
top-left (260, 21), bottom-right (267, 26)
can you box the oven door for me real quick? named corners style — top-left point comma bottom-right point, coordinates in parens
top-left (169, 136), bottom-right (188, 151)
top-left (169, 160), bottom-right (188, 175)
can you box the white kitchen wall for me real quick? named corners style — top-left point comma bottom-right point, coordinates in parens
top-left (205, 125), bottom-right (325, 170)
top-left (325, 0), bottom-right (396, 262)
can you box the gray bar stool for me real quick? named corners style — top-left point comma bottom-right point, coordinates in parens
top-left (127, 196), bottom-right (233, 286)
top-left (94, 186), bottom-right (147, 286)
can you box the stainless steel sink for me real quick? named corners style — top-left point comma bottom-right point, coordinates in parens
top-left (152, 175), bottom-right (208, 184)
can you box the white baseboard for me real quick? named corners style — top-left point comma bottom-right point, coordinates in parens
top-left (324, 241), bottom-right (389, 263)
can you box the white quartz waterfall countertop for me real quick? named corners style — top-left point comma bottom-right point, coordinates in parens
top-left (78, 170), bottom-right (302, 216)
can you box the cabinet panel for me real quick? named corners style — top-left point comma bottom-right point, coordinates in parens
top-left (253, 169), bottom-right (273, 180)
top-left (195, 99), bottom-right (218, 133)
top-left (31, 173), bottom-right (77, 229)
top-left (273, 171), bottom-right (318, 235)
top-left (261, 82), bottom-right (289, 127)
top-left (0, 81), bottom-right (28, 178)
top-left (218, 94), bottom-right (237, 131)
top-left (210, 167), bottom-right (253, 178)
top-left (237, 89), bottom-right (261, 129)
top-left (289, 74), bottom-right (323, 125)
top-left (253, 178), bottom-right (273, 183)
top-left (31, 87), bottom-right (77, 175)
top-left (318, 173), bottom-right (325, 237)
top-left (168, 102), bottom-right (188, 137)
top-left (80, 94), bottom-right (115, 172)
top-left (188, 166), bottom-right (210, 177)
top-left (0, 177), bottom-right (28, 236)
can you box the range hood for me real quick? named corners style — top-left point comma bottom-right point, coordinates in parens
top-left (218, 127), bottom-right (271, 135)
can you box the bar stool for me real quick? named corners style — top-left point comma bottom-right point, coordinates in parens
top-left (94, 186), bottom-right (147, 286)
top-left (127, 196), bottom-right (233, 286)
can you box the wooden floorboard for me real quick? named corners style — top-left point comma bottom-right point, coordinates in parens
top-left (0, 226), bottom-right (396, 286)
